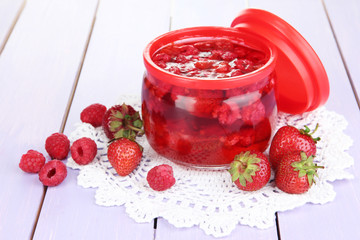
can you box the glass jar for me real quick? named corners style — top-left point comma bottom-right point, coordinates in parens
top-left (142, 26), bottom-right (278, 168)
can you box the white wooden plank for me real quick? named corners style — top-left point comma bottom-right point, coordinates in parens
top-left (249, 0), bottom-right (360, 239)
top-left (0, 0), bottom-right (98, 239)
top-left (156, 0), bottom-right (279, 239)
top-left (171, 0), bottom-right (247, 29)
top-left (324, 0), bottom-right (360, 98)
top-left (0, 0), bottom-right (25, 53)
top-left (34, 0), bottom-right (170, 239)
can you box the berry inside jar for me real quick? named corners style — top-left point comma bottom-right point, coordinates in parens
top-left (152, 38), bottom-right (267, 78)
top-left (142, 34), bottom-right (277, 167)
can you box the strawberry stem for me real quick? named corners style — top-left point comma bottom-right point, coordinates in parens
top-left (291, 151), bottom-right (324, 186)
top-left (299, 123), bottom-right (321, 143)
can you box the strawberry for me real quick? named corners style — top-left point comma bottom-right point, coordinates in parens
top-left (275, 151), bottom-right (324, 194)
top-left (107, 138), bottom-right (142, 176)
top-left (102, 103), bottom-right (144, 141)
top-left (229, 151), bottom-right (271, 191)
top-left (269, 124), bottom-right (320, 170)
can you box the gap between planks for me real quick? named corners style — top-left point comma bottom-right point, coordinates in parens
top-left (29, 0), bottom-right (100, 239)
top-left (0, 0), bottom-right (26, 55)
top-left (321, 0), bottom-right (360, 110)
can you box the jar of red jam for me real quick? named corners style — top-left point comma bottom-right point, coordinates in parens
top-left (142, 9), bottom-right (329, 168)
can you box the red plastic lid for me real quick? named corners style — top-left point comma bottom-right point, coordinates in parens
top-left (231, 8), bottom-right (329, 114)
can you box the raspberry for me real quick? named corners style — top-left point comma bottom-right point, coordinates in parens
top-left (230, 69), bottom-right (243, 77)
top-left (168, 66), bottom-right (181, 75)
top-left (189, 90), bottom-right (224, 117)
top-left (19, 150), bottom-right (46, 173)
top-left (155, 61), bottom-right (167, 68)
top-left (240, 100), bottom-right (265, 125)
top-left (178, 45), bottom-right (199, 56)
top-left (221, 51), bottom-right (237, 61)
top-left (45, 133), bottom-right (70, 160)
top-left (195, 61), bottom-right (214, 70)
top-left (38, 160), bottom-right (67, 186)
top-left (70, 137), bottom-right (97, 165)
top-left (235, 59), bottom-right (255, 73)
top-left (233, 46), bottom-right (249, 58)
top-left (175, 54), bottom-right (188, 63)
top-left (153, 53), bottom-right (171, 62)
top-left (215, 39), bottom-right (234, 51)
top-left (209, 50), bottom-right (223, 60)
top-left (147, 164), bottom-right (176, 191)
top-left (80, 103), bottom-right (107, 127)
top-left (215, 62), bottom-right (231, 73)
top-left (212, 101), bottom-right (241, 125)
top-left (222, 128), bottom-right (255, 148)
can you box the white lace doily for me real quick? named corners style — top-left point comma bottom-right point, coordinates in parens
top-left (67, 95), bottom-right (354, 238)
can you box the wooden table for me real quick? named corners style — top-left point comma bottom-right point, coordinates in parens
top-left (1, 0), bottom-right (359, 239)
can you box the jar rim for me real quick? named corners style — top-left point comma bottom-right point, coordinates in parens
top-left (143, 26), bottom-right (277, 90)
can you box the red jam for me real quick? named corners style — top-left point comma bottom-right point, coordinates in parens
top-left (152, 38), bottom-right (267, 79)
top-left (142, 28), bottom-right (277, 168)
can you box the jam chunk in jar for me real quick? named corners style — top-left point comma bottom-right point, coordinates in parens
top-left (142, 27), bottom-right (278, 168)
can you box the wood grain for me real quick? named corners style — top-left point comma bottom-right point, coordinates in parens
top-left (34, 0), bottom-right (170, 239)
top-left (249, 0), bottom-right (360, 239)
top-left (0, 0), bottom-right (25, 54)
top-left (0, 0), bottom-right (98, 238)
top-left (323, 0), bottom-right (360, 106)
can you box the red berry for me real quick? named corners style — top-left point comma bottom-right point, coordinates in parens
top-left (38, 160), bottom-right (67, 186)
top-left (175, 54), bottom-right (188, 63)
top-left (235, 59), bottom-right (255, 73)
top-left (70, 137), bottom-right (97, 165)
top-left (153, 53), bottom-right (171, 62)
top-left (155, 61), bottom-right (167, 68)
top-left (269, 124), bottom-right (320, 170)
top-left (19, 150), bottom-right (46, 173)
top-left (222, 128), bottom-right (255, 148)
top-left (212, 101), bottom-right (241, 125)
top-left (147, 164), bottom-right (176, 191)
top-left (214, 39), bottom-right (234, 51)
top-left (233, 46), bottom-right (249, 58)
top-left (209, 50), bottom-right (223, 60)
top-left (215, 62), bottom-right (231, 73)
top-left (168, 66), bottom-right (181, 75)
top-left (80, 103), bottom-right (107, 127)
top-left (195, 61), bottom-right (214, 70)
top-left (230, 69), bottom-right (243, 77)
top-left (229, 151), bottom-right (271, 191)
top-left (107, 138), bottom-right (142, 176)
top-left (45, 133), bottom-right (70, 160)
top-left (189, 90), bottom-right (223, 118)
top-left (102, 103), bottom-right (144, 141)
top-left (221, 51), bottom-right (237, 61)
top-left (178, 45), bottom-right (199, 56)
top-left (240, 100), bottom-right (266, 125)
top-left (275, 151), bottom-right (324, 194)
